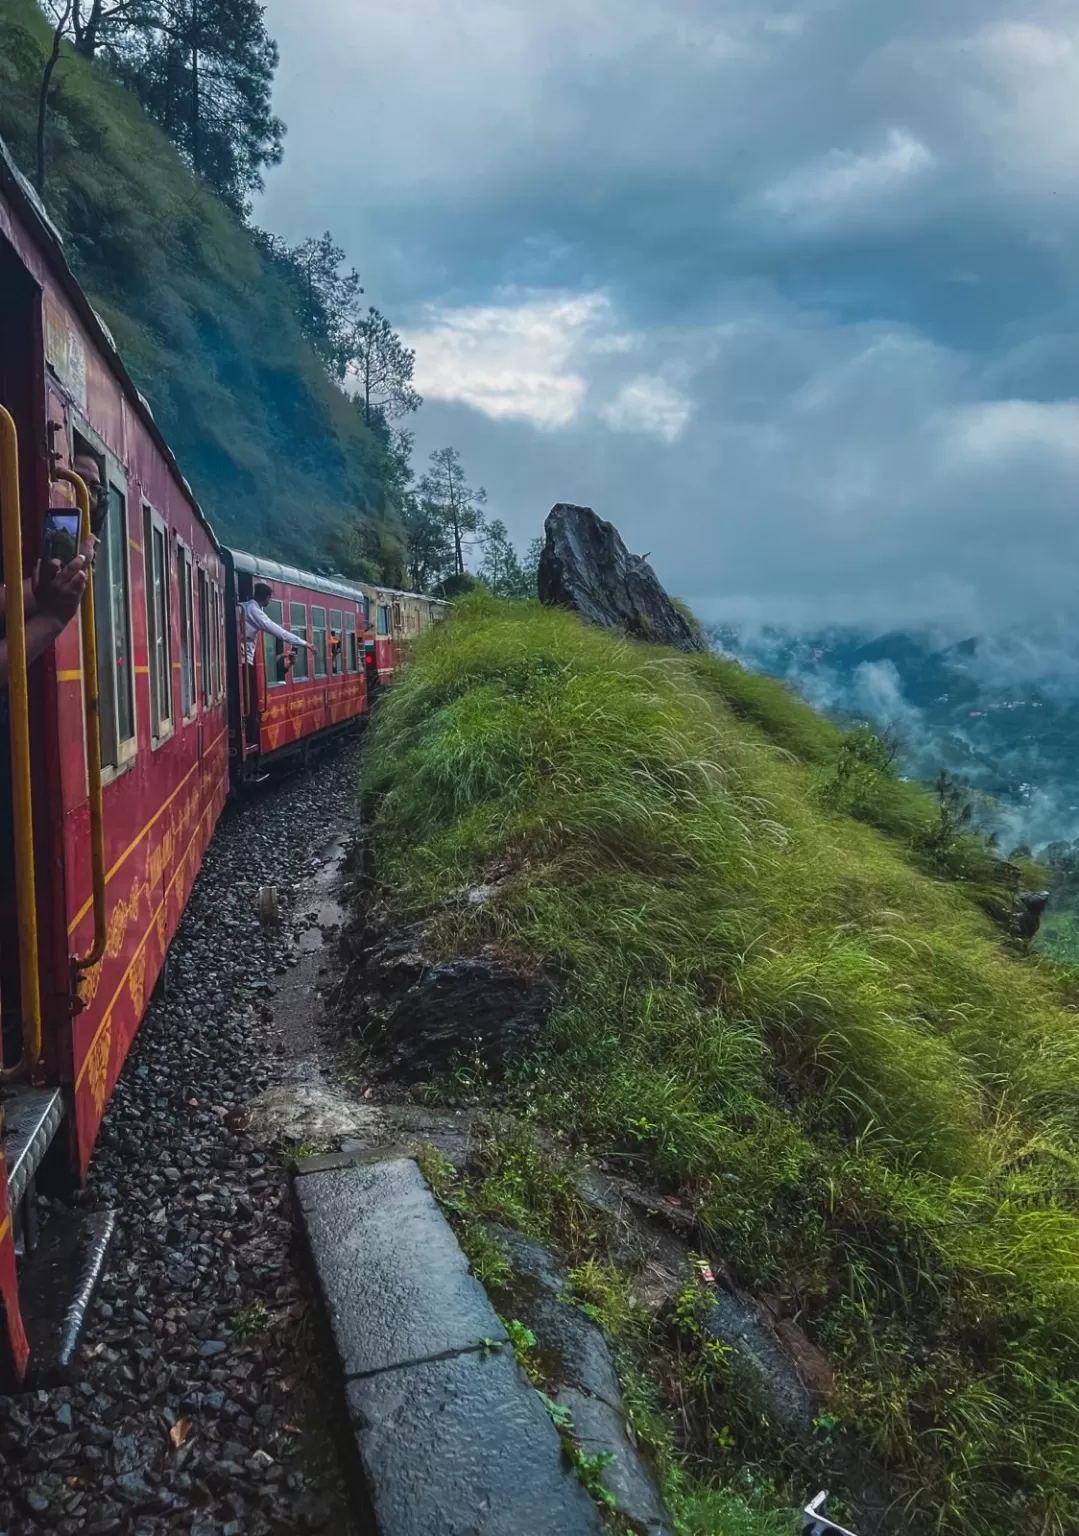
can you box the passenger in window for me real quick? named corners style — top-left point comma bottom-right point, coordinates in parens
top-left (329, 630), bottom-right (342, 674)
top-left (241, 582), bottom-right (311, 741)
top-left (0, 553), bottom-right (89, 690)
top-left (74, 450), bottom-right (110, 539)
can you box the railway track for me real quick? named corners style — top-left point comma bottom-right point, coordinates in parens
top-left (0, 740), bottom-right (363, 1536)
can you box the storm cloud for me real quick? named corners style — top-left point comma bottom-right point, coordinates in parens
top-left (258, 0), bottom-right (1079, 632)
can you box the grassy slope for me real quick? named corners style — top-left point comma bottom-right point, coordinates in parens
top-left (0, 0), bottom-right (395, 565)
top-left (365, 596), bottom-right (1079, 1535)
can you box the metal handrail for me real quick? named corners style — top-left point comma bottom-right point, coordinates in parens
top-left (0, 405), bottom-right (42, 1082)
top-left (53, 468), bottom-right (106, 973)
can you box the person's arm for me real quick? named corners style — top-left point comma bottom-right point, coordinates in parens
top-left (245, 604), bottom-right (312, 649)
top-left (0, 609), bottom-right (81, 690)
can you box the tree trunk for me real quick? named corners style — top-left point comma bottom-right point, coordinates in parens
top-left (36, 4), bottom-right (71, 193)
top-left (72, 0), bottom-right (103, 57)
top-left (190, 0), bottom-right (200, 173)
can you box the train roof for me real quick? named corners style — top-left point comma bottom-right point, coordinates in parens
top-left (0, 134), bottom-right (221, 554)
top-left (225, 548), bottom-right (449, 609)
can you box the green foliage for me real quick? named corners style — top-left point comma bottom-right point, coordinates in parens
top-left (0, 0), bottom-right (400, 573)
top-left (479, 518), bottom-right (532, 599)
top-left (365, 597), bottom-right (1079, 1532)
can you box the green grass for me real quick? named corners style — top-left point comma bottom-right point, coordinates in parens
top-left (0, 0), bottom-right (401, 569)
top-left (365, 595), bottom-right (1079, 1535)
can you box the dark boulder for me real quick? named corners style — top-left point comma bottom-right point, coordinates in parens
top-left (1017, 889), bottom-right (1050, 942)
top-left (538, 503), bottom-right (704, 652)
top-left (366, 959), bottom-right (557, 1083)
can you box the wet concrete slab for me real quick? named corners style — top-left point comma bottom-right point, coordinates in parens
top-left (294, 1157), bottom-right (506, 1379)
top-left (346, 1348), bottom-right (603, 1535)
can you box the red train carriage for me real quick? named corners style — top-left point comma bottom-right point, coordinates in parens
top-left (358, 584), bottom-right (448, 687)
top-left (0, 140), bottom-right (229, 1383)
top-left (223, 550), bottom-right (370, 783)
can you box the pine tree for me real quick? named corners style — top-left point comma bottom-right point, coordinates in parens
top-left (418, 448), bottom-right (486, 577)
top-left (115, 0), bottom-right (284, 212)
top-left (349, 307), bottom-right (422, 426)
top-left (254, 229), bottom-right (362, 376)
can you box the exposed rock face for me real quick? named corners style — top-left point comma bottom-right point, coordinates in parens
top-left (1017, 889), bottom-right (1051, 942)
top-left (373, 958), bottom-right (557, 1082)
top-left (538, 503), bottom-right (704, 652)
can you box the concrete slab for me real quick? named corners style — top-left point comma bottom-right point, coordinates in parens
top-left (294, 1158), bottom-right (506, 1378)
top-left (347, 1349), bottom-right (604, 1535)
top-left (555, 1386), bottom-right (675, 1536)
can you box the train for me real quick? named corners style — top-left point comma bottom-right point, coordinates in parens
top-left (0, 135), bottom-right (446, 1384)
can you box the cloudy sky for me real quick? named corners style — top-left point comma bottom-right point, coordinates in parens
top-left (257, 1), bottom-right (1079, 634)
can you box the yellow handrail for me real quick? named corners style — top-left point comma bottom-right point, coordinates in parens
top-left (53, 468), bottom-right (106, 974)
top-left (0, 405), bottom-right (42, 1082)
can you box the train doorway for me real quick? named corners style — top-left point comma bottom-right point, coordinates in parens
top-left (0, 235), bottom-right (44, 1075)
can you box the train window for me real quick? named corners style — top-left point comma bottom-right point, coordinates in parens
top-left (263, 598), bottom-right (288, 686)
top-left (177, 540), bottom-right (196, 719)
top-left (93, 476), bottom-right (136, 773)
top-left (329, 608), bottom-right (343, 674)
top-left (198, 567), bottom-right (212, 706)
top-left (377, 604), bottom-right (389, 636)
top-left (209, 581), bottom-right (222, 700)
top-left (143, 506), bottom-right (173, 743)
top-left (312, 605), bottom-right (327, 678)
top-left (363, 595), bottom-right (371, 629)
top-left (392, 602), bottom-right (402, 631)
top-left (345, 611), bottom-right (357, 673)
top-left (289, 602), bottom-right (309, 681)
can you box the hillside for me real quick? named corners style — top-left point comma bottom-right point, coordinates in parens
top-left (0, 0), bottom-right (401, 571)
top-left (362, 595), bottom-right (1079, 1534)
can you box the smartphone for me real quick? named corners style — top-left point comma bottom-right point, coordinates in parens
top-left (43, 511), bottom-right (80, 565)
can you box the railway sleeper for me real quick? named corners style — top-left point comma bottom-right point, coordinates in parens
top-left (1, 1086), bottom-right (115, 1390)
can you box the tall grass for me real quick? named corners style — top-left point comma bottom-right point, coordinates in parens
top-left (365, 595), bottom-right (1079, 1534)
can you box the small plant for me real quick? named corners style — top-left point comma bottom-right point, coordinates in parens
top-left (501, 1317), bottom-right (546, 1384)
top-left (231, 1299), bottom-right (270, 1340)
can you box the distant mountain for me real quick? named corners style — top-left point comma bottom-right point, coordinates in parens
top-left (711, 623), bottom-right (1079, 853)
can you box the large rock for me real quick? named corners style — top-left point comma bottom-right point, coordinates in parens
top-left (366, 957), bottom-right (557, 1083)
top-left (538, 503), bottom-right (704, 652)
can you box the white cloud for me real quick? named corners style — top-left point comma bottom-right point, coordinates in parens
top-left (949, 400), bottom-right (1079, 463)
top-left (762, 128), bottom-right (935, 219)
top-left (600, 376), bottom-right (693, 442)
top-left (404, 293), bottom-right (611, 429)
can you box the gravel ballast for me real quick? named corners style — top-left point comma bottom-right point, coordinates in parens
top-left (0, 739), bottom-right (364, 1536)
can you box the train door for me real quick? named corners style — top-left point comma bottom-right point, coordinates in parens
top-left (0, 235), bottom-right (67, 1380)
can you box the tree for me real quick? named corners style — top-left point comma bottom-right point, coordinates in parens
top-left (522, 537), bottom-right (543, 596)
top-left (349, 307), bottom-right (422, 426)
top-left (401, 496), bottom-right (453, 593)
top-left (115, 0), bottom-right (285, 212)
top-left (254, 229), bottom-right (362, 376)
top-left (417, 448), bottom-right (486, 577)
top-left (70, 0), bottom-right (157, 58)
top-left (36, 0), bottom-right (73, 192)
top-left (479, 519), bottom-right (531, 599)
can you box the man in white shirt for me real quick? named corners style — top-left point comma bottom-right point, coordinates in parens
top-left (241, 582), bottom-right (311, 743)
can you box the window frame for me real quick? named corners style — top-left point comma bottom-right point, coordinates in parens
top-left (176, 536), bottom-right (197, 721)
top-left (263, 597), bottom-right (289, 687)
top-left (142, 503), bottom-right (174, 747)
top-left (345, 611), bottom-right (357, 673)
top-left (311, 604), bottom-right (327, 679)
top-left (82, 441), bottom-right (137, 783)
top-left (376, 604), bottom-right (389, 637)
top-left (329, 608), bottom-right (343, 675)
top-left (289, 601), bottom-right (309, 682)
top-left (197, 564), bottom-right (212, 709)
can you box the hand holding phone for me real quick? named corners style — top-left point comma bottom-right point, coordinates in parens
top-left (43, 510), bottom-right (81, 566)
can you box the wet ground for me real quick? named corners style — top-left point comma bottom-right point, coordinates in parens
top-left (0, 737), bottom-right (366, 1536)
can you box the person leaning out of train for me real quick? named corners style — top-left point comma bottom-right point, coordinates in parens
top-left (0, 552), bottom-right (89, 690)
top-left (242, 583), bottom-right (313, 667)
